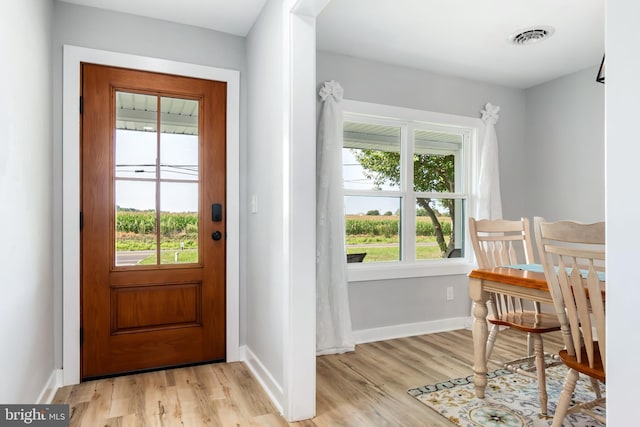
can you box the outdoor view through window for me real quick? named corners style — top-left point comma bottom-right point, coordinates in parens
top-left (343, 116), bottom-right (467, 263)
top-left (115, 91), bottom-right (200, 267)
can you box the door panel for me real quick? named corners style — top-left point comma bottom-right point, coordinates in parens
top-left (81, 63), bottom-right (226, 379)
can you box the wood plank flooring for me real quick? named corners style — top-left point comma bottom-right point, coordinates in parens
top-left (53, 328), bottom-right (564, 426)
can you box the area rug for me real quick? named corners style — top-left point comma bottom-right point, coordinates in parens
top-left (408, 364), bottom-right (605, 427)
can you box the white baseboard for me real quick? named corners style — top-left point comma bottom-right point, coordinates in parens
top-left (240, 345), bottom-right (284, 415)
top-left (353, 317), bottom-right (468, 344)
top-left (37, 369), bottom-right (63, 404)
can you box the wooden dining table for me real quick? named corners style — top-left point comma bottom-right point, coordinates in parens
top-left (468, 265), bottom-right (605, 398)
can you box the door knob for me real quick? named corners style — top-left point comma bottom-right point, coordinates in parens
top-left (212, 231), bottom-right (222, 241)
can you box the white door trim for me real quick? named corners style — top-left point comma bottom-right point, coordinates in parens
top-left (62, 45), bottom-right (240, 385)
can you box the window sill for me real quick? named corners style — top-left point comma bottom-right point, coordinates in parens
top-left (347, 260), bottom-right (475, 282)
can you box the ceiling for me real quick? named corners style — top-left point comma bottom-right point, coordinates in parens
top-left (62, 0), bottom-right (605, 89)
top-left (317, 0), bottom-right (604, 88)
top-left (61, 0), bottom-right (269, 36)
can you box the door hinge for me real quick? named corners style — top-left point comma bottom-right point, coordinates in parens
top-left (79, 96), bottom-right (83, 114)
top-left (80, 328), bottom-right (83, 346)
top-left (79, 212), bottom-right (83, 231)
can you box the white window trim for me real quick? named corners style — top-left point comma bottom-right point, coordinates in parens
top-left (342, 99), bottom-right (482, 281)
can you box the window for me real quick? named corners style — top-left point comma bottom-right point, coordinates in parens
top-left (342, 101), bottom-right (479, 277)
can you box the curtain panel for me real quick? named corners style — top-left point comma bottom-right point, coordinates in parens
top-left (475, 102), bottom-right (503, 220)
top-left (316, 81), bottom-right (355, 355)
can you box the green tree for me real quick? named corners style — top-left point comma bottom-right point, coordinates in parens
top-left (354, 150), bottom-right (455, 255)
top-left (366, 209), bottom-right (380, 216)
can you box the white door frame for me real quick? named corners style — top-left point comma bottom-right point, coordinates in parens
top-left (62, 45), bottom-right (240, 385)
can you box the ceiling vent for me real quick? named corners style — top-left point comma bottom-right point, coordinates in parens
top-left (509, 26), bottom-right (555, 45)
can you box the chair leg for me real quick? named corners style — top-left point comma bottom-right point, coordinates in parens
top-left (552, 368), bottom-right (579, 427)
top-left (485, 323), bottom-right (500, 359)
top-left (590, 377), bottom-right (602, 399)
top-left (485, 299), bottom-right (499, 360)
top-left (526, 332), bottom-right (534, 367)
top-left (533, 334), bottom-right (547, 415)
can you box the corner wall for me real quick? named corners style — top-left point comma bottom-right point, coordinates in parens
top-left (607, 1), bottom-right (640, 422)
top-left (524, 65), bottom-right (605, 223)
top-left (245, 0), bottom-right (318, 420)
top-left (0, 0), bottom-right (55, 403)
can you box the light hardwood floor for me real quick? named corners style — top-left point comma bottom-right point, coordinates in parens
top-left (53, 328), bottom-right (564, 426)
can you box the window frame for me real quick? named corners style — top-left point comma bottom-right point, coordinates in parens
top-left (341, 100), bottom-right (482, 281)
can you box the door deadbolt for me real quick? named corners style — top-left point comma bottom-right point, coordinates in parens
top-left (212, 231), bottom-right (223, 241)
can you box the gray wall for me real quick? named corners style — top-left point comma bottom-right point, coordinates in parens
top-left (349, 277), bottom-right (469, 331)
top-left (245, 0), bottom-right (286, 391)
top-left (317, 51), bottom-right (527, 333)
top-left (524, 65), bottom-right (605, 223)
top-left (0, 0), bottom-right (54, 402)
top-left (52, 0), bottom-right (248, 367)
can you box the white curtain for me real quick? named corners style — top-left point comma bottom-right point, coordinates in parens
top-left (475, 102), bottom-right (503, 220)
top-left (466, 102), bottom-right (504, 329)
top-left (316, 80), bottom-right (355, 355)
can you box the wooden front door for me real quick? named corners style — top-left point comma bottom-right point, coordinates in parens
top-left (81, 63), bottom-right (226, 379)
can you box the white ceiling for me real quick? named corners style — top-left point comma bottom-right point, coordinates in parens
top-left (61, 0), bottom-right (269, 36)
top-left (317, 0), bottom-right (605, 88)
top-left (62, 0), bottom-right (605, 89)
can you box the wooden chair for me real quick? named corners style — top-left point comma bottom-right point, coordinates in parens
top-left (534, 217), bottom-right (606, 426)
top-left (469, 217), bottom-right (562, 415)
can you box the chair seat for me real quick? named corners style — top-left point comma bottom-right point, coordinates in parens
top-left (559, 342), bottom-right (605, 383)
top-left (488, 311), bottom-right (561, 334)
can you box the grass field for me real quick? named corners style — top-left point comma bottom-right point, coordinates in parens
top-left (116, 213), bottom-right (452, 264)
top-left (138, 249), bottom-right (198, 265)
top-left (345, 214), bottom-right (451, 262)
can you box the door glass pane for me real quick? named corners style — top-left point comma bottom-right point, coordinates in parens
top-left (159, 182), bottom-right (199, 265)
top-left (114, 93), bottom-right (201, 267)
top-left (159, 96), bottom-right (199, 265)
top-left (344, 195), bottom-right (401, 262)
top-left (115, 181), bottom-right (157, 266)
top-left (115, 92), bottom-right (157, 179)
top-left (160, 97), bottom-right (199, 180)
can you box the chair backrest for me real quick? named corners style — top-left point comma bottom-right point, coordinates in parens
top-left (468, 217), bottom-right (536, 268)
top-left (534, 217), bottom-right (606, 371)
top-left (346, 252), bottom-right (367, 263)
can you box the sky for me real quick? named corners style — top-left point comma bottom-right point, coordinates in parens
top-left (343, 147), bottom-right (402, 215)
top-left (115, 130), bottom-right (199, 213)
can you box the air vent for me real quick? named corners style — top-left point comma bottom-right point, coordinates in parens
top-left (509, 26), bottom-right (555, 45)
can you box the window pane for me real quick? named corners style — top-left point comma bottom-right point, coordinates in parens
top-left (345, 196), bottom-right (400, 263)
top-left (115, 181), bottom-right (157, 266)
top-left (343, 121), bottom-right (401, 191)
top-left (416, 197), bottom-right (465, 260)
top-left (115, 92), bottom-right (158, 179)
top-left (159, 182), bottom-right (199, 265)
top-left (160, 97), bottom-right (199, 180)
top-left (413, 129), bottom-right (462, 193)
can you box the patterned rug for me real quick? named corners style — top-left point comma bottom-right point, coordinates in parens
top-left (408, 364), bottom-right (605, 427)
